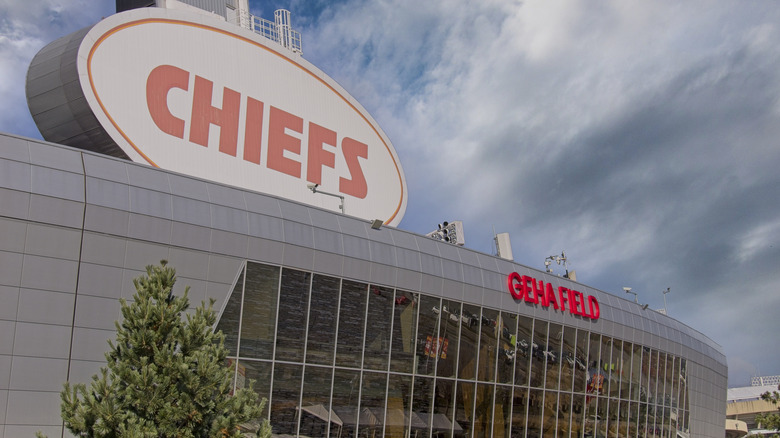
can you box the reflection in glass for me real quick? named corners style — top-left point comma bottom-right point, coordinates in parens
top-left (473, 383), bottom-right (494, 437)
top-left (299, 365), bottom-right (334, 436)
top-left (530, 320), bottom-right (548, 388)
top-left (386, 373), bottom-right (413, 438)
top-left (237, 359), bottom-right (272, 419)
top-left (631, 344), bottom-right (643, 401)
top-left (558, 392), bottom-right (571, 437)
top-left (332, 368), bottom-right (361, 438)
top-left (478, 308), bottom-right (499, 383)
top-left (413, 376), bottom-right (435, 436)
top-left (335, 280), bottom-right (367, 368)
top-left (560, 326), bottom-right (577, 392)
top-left (545, 323), bottom-right (563, 390)
top-left (608, 339), bottom-right (622, 398)
top-left (390, 290), bottom-right (418, 373)
top-left (541, 390), bottom-right (557, 436)
top-left (364, 285), bottom-right (393, 370)
top-left (270, 362), bottom-right (302, 435)
top-left (437, 300), bottom-right (462, 379)
top-left (511, 387), bottom-right (528, 437)
top-left (359, 371), bottom-right (388, 437)
top-left (433, 378), bottom-right (457, 438)
top-left (455, 380), bottom-right (476, 437)
top-left (218, 267), bottom-right (244, 356)
top-left (600, 336), bottom-right (615, 397)
top-left (587, 333), bottom-right (602, 398)
top-left (571, 394), bottom-right (585, 438)
top-left (417, 295), bottom-right (442, 375)
top-left (515, 315), bottom-right (533, 387)
top-left (458, 304), bottom-right (480, 380)
top-left (275, 268), bottom-right (310, 362)
top-left (574, 329), bottom-right (589, 393)
top-left (527, 388), bottom-right (543, 437)
top-left (620, 341), bottom-right (633, 400)
top-left (306, 274), bottom-right (340, 365)
top-left (496, 312), bottom-right (516, 385)
top-left (493, 385), bottom-right (512, 438)
top-left (239, 263), bottom-right (281, 360)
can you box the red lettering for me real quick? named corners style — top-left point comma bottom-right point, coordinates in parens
top-left (545, 283), bottom-right (558, 310)
top-left (577, 291), bottom-right (586, 316)
top-left (243, 97), bottom-right (264, 164)
top-left (568, 289), bottom-right (581, 315)
top-left (306, 122), bottom-right (336, 185)
top-left (533, 279), bottom-right (547, 306)
top-left (146, 65), bottom-right (189, 138)
top-left (339, 137), bottom-right (368, 199)
top-left (189, 75), bottom-right (240, 156)
top-left (507, 272), bottom-right (523, 300)
top-left (558, 287), bottom-right (569, 312)
top-left (588, 296), bottom-right (600, 320)
top-left (267, 106), bottom-right (303, 178)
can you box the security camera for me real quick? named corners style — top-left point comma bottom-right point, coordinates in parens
top-left (307, 183), bottom-right (318, 191)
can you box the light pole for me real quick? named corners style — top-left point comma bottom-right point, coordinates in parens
top-left (307, 184), bottom-right (344, 214)
top-left (662, 287), bottom-right (671, 315)
top-left (623, 287), bottom-right (638, 304)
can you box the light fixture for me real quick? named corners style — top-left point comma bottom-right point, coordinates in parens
top-left (370, 219), bottom-right (383, 230)
top-left (662, 287), bottom-right (671, 315)
top-left (307, 183), bottom-right (344, 214)
top-left (642, 304), bottom-right (649, 310)
top-left (623, 287), bottom-right (638, 304)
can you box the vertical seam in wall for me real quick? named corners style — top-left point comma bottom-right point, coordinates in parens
top-left (62, 151), bottom-right (88, 438)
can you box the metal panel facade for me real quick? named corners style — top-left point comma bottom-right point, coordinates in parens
top-left (0, 132), bottom-right (727, 437)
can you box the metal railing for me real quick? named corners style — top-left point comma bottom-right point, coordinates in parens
top-left (249, 10), bottom-right (302, 55)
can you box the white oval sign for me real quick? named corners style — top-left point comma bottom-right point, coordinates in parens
top-left (78, 9), bottom-right (407, 225)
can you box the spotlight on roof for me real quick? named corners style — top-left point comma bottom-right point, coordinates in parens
top-left (370, 219), bottom-right (383, 230)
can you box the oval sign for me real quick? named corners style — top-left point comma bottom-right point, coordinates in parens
top-left (78, 8), bottom-right (407, 225)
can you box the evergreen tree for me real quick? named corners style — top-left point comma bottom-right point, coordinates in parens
top-left (59, 261), bottom-right (269, 437)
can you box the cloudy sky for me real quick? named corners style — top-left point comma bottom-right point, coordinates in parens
top-left (2, 0), bottom-right (779, 387)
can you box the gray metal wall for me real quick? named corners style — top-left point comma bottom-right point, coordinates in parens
top-left (0, 132), bottom-right (727, 437)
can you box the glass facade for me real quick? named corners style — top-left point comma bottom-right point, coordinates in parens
top-left (217, 261), bottom-right (691, 438)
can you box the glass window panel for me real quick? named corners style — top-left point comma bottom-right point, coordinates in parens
top-left (600, 336), bottom-right (614, 397)
top-left (558, 392), bottom-right (572, 438)
top-left (478, 308), bottom-right (499, 383)
top-left (620, 341), bottom-right (633, 400)
top-left (306, 274), bottom-right (340, 365)
top-left (530, 320), bottom-right (548, 388)
top-left (584, 394), bottom-right (598, 438)
top-left (473, 383), bottom-right (494, 437)
top-left (515, 315), bottom-right (533, 387)
top-left (597, 397), bottom-right (608, 438)
top-left (650, 350), bottom-right (660, 406)
top-left (607, 398), bottom-right (619, 438)
top-left (458, 304), bottom-right (481, 380)
top-left (412, 376), bottom-right (435, 436)
top-left (455, 380), bottom-right (476, 437)
top-left (663, 354), bottom-right (674, 408)
top-left (363, 285), bottom-right (393, 370)
top-left (437, 300), bottom-right (462, 378)
top-left (630, 344), bottom-right (642, 401)
top-left (573, 329), bottom-right (589, 393)
top-left (389, 290), bottom-right (418, 373)
top-left (274, 268), bottom-right (310, 362)
top-left (497, 312), bottom-right (517, 385)
top-left (511, 387), bottom-right (529, 437)
top-left (332, 368), bottom-right (361, 438)
top-left (560, 326), bottom-right (577, 393)
top-left (572, 394), bottom-right (586, 438)
top-left (299, 366), bottom-right (334, 437)
top-left (493, 385), bottom-right (512, 438)
top-left (236, 359), bottom-right (272, 420)
top-left (639, 402), bottom-right (649, 438)
top-left (218, 267), bottom-right (244, 357)
top-left (542, 391), bottom-right (558, 437)
top-left (416, 295), bottom-right (442, 375)
top-left (434, 378), bottom-right (457, 438)
top-left (587, 333), bottom-right (603, 397)
top-left (630, 401), bottom-right (640, 438)
top-left (270, 362), bottom-right (302, 435)
top-left (608, 339), bottom-right (622, 398)
top-left (358, 371), bottom-right (388, 436)
top-left (545, 323), bottom-right (563, 390)
top-left (335, 280), bottom-right (367, 368)
top-left (527, 388), bottom-right (544, 438)
top-left (636, 346), bottom-right (648, 402)
top-left (239, 263), bottom-right (280, 360)
top-left (386, 373), bottom-right (413, 438)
